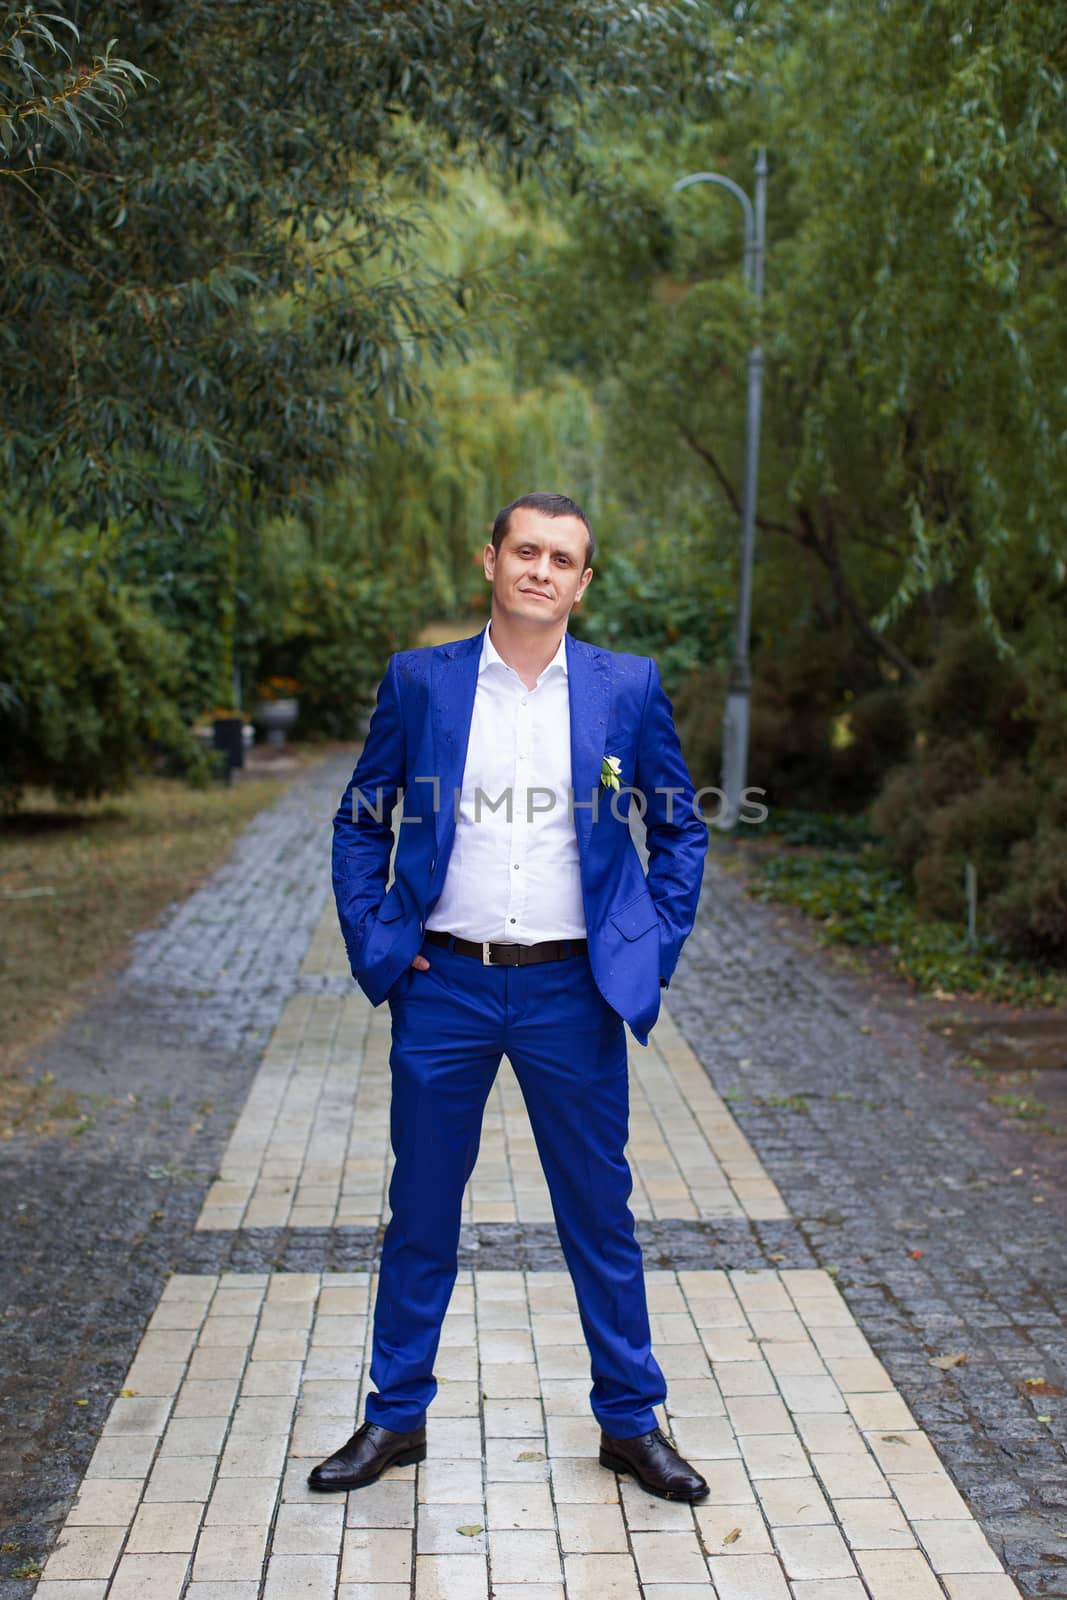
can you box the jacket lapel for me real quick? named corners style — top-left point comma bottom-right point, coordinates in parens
top-left (566, 634), bottom-right (611, 856)
top-left (430, 631), bottom-right (483, 854)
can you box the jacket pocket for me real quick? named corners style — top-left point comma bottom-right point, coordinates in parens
top-left (609, 890), bottom-right (659, 942)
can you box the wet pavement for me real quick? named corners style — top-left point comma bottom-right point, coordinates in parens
top-left (0, 748), bottom-right (1063, 1598)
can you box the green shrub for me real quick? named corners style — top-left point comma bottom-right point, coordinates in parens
top-left (989, 824), bottom-right (1067, 958)
top-left (912, 771), bottom-right (1042, 919)
top-left (252, 516), bottom-right (428, 738)
top-left (0, 509), bottom-right (204, 807)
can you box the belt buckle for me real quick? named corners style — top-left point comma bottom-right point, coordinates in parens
top-left (482, 941), bottom-right (493, 966)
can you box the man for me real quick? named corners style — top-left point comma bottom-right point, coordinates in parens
top-left (309, 491), bottom-right (710, 1502)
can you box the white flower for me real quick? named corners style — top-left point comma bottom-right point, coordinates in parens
top-left (600, 754), bottom-right (622, 791)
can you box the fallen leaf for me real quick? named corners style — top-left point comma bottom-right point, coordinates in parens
top-left (75, 1399), bottom-right (88, 1406)
top-left (120, 1389), bottom-right (139, 1398)
top-left (909, 1249), bottom-right (924, 1259)
top-left (738, 1058), bottom-right (752, 1068)
top-left (1011, 1167), bottom-right (1024, 1176)
top-left (1038, 1415), bottom-right (1052, 1423)
top-left (1019, 1379), bottom-right (1063, 1397)
top-left (722, 1527), bottom-right (742, 1545)
top-left (929, 1351), bottom-right (968, 1370)
top-left (516, 1451), bottom-right (545, 1462)
top-left (769, 1253), bottom-right (785, 1262)
top-left (456, 1525), bottom-right (484, 1538)
top-left (881, 1434), bottom-right (909, 1445)
top-left (826, 1264), bottom-right (840, 1277)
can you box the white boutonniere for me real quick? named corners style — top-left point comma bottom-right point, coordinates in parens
top-left (600, 754), bottom-right (622, 792)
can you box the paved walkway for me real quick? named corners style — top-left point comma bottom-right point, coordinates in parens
top-left (12, 752), bottom-right (1049, 1600)
top-left (3, 750), bottom-right (1064, 1598)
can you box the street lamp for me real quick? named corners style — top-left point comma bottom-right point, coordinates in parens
top-left (673, 150), bottom-right (767, 830)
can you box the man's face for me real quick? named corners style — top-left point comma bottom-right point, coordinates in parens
top-left (484, 508), bottom-right (592, 629)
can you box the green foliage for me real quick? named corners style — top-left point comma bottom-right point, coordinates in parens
top-left (574, 519), bottom-right (732, 694)
top-left (0, 504), bottom-right (205, 805)
top-left (1, 7), bottom-right (146, 170)
top-left (759, 809), bottom-right (877, 851)
top-left (750, 851), bottom-right (1067, 1007)
top-left (2, 0), bottom-right (718, 533)
top-left (251, 510), bottom-right (428, 739)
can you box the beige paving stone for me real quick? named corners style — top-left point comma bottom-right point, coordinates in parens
top-left (548, 1457), bottom-right (619, 1503)
top-left (657, 1343), bottom-right (717, 1380)
top-left (418, 1502), bottom-right (488, 1555)
top-left (337, 1588), bottom-right (410, 1600)
top-left (144, 1455), bottom-right (216, 1503)
top-left (160, 1416), bottom-right (229, 1457)
top-left (663, 1378), bottom-right (724, 1416)
top-left (889, 1472), bottom-right (972, 1521)
top-left (192, 1524), bottom-right (269, 1581)
top-left (695, 1502), bottom-right (773, 1553)
top-left (555, 1502), bottom-right (629, 1553)
top-left (754, 1476), bottom-right (833, 1526)
top-left (489, 1528), bottom-right (563, 1583)
top-left (41, 1526), bottom-right (126, 1582)
top-left (486, 1481), bottom-right (555, 1529)
top-left (790, 1583), bottom-right (868, 1599)
top-left (857, 1547), bottom-right (950, 1598)
top-left (618, 1481), bottom-right (697, 1531)
top-left (341, 1525), bottom-right (414, 1582)
top-left (174, 1378), bottom-right (239, 1418)
top-left (668, 1415), bottom-right (739, 1459)
top-left (186, 1585), bottom-right (260, 1599)
top-left (188, 1347), bottom-right (247, 1382)
top-left (812, 1452), bottom-right (890, 1499)
top-left (545, 1414), bottom-right (599, 1455)
top-left (271, 1502), bottom-right (346, 1555)
top-left (34, 1585), bottom-right (109, 1599)
top-left (126, 1498), bottom-right (204, 1552)
top-left (121, 1357), bottom-right (187, 1395)
top-left (774, 1523), bottom-right (857, 1580)
top-left (794, 1413), bottom-right (866, 1455)
top-left (693, 1460), bottom-right (756, 1505)
top-left (738, 1431), bottom-right (809, 1478)
top-left (481, 1364), bottom-right (541, 1400)
top-left (827, 1356), bottom-right (892, 1392)
top-left (205, 1476), bottom-right (279, 1526)
top-left (108, 1552), bottom-right (190, 1598)
top-left (103, 1394), bottom-right (173, 1435)
top-left (435, 1379), bottom-right (481, 1416)
top-left (432, 1417), bottom-right (487, 1457)
top-left (776, 1375), bottom-right (847, 1413)
top-left (714, 1361), bottom-right (777, 1396)
top-left (700, 1327), bottom-right (760, 1362)
top-left (67, 1477), bottom-right (142, 1525)
top-left (864, 1429), bottom-right (943, 1476)
top-left (563, 1552), bottom-right (642, 1600)
top-left (421, 1457), bottom-right (488, 1502)
top-left (837, 1495), bottom-right (916, 1549)
top-left (218, 1432), bottom-right (289, 1478)
top-left (198, 1317), bottom-right (257, 1348)
top-left (725, 1395), bottom-right (793, 1434)
top-left (492, 1588), bottom-right (564, 1600)
top-left (231, 1394), bottom-right (296, 1434)
top-left (847, 1390), bottom-right (917, 1432)
top-left (942, 1577), bottom-right (1023, 1599)
top-left (261, 1552), bottom-right (338, 1598)
top-left (630, 1528), bottom-right (710, 1583)
top-left (762, 1341), bottom-right (828, 1378)
top-left (914, 1519), bottom-right (1003, 1574)
top-left (707, 1550), bottom-right (791, 1599)
top-left (344, 1477), bottom-right (416, 1527)
top-left (414, 1552), bottom-right (489, 1599)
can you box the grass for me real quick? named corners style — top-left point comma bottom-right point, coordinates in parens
top-left (746, 835), bottom-right (1067, 1009)
top-left (0, 769), bottom-right (295, 1126)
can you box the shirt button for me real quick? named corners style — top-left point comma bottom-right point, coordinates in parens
top-left (521, 697), bottom-right (528, 706)
top-left (514, 863), bottom-right (520, 870)
top-left (509, 917), bottom-right (517, 924)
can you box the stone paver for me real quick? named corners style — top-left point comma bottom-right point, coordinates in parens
top-left (2, 748), bottom-right (1062, 1598)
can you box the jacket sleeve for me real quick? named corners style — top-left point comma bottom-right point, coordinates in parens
top-left (331, 655), bottom-right (406, 972)
top-left (632, 658), bottom-right (708, 985)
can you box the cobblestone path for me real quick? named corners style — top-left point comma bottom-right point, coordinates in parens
top-left (3, 750), bottom-right (1063, 1599)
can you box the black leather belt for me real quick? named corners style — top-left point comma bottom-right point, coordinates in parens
top-left (425, 929), bottom-right (587, 967)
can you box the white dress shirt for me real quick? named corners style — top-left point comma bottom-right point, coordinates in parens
top-left (426, 624), bottom-right (586, 943)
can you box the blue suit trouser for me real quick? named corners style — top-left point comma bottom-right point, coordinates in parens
top-left (363, 941), bottom-right (667, 1440)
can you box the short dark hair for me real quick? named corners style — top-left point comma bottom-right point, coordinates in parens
top-left (491, 492), bottom-right (595, 569)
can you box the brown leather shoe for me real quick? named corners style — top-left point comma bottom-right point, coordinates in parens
top-left (307, 1420), bottom-right (426, 1492)
top-left (599, 1426), bottom-right (709, 1502)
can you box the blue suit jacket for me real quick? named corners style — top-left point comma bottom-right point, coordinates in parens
top-left (331, 629), bottom-right (707, 1045)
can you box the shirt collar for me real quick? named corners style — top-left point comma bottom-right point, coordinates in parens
top-left (480, 622), bottom-right (569, 682)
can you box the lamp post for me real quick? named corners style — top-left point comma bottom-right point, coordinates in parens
top-left (673, 150), bottom-right (767, 830)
